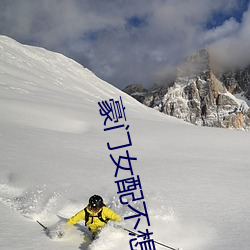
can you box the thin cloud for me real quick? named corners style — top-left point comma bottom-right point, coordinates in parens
top-left (209, 5), bottom-right (250, 69)
top-left (200, 18), bottom-right (240, 45)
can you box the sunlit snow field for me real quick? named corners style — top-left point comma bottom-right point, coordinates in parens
top-left (0, 36), bottom-right (250, 250)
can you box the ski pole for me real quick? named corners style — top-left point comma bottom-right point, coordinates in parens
top-left (123, 227), bottom-right (181, 250)
top-left (37, 220), bottom-right (49, 231)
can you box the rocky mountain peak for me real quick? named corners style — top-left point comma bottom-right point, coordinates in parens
top-left (177, 49), bottom-right (210, 78)
top-left (123, 49), bottom-right (250, 130)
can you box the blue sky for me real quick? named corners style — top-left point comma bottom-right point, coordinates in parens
top-left (0, 0), bottom-right (249, 89)
top-left (205, 0), bottom-right (249, 28)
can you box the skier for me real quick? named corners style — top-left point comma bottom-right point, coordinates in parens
top-left (66, 194), bottom-right (122, 239)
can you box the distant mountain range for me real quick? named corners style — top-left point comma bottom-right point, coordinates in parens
top-left (123, 49), bottom-right (250, 130)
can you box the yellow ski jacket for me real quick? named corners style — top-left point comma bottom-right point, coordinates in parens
top-left (67, 206), bottom-right (122, 233)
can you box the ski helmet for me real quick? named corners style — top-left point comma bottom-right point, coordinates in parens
top-left (89, 195), bottom-right (104, 211)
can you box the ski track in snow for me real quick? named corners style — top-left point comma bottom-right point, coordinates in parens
top-left (0, 182), bottom-right (127, 249)
top-left (0, 181), bottom-right (97, 249)
top-left (0, 179), bottom-right (213, 250)
top-left (0, 181), bottom-right (62, 221)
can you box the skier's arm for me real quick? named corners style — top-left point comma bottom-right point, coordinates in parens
top-left (67, 209), bottom-right (85, 225)
top-left (104, 207), bottom-right (122, 222)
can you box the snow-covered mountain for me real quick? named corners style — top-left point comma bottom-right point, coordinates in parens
top-left (124, 49), bottom-right (250, 130)
top-left (0, 36), bottom-right (250, 250)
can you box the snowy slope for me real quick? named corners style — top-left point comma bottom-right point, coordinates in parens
top-left (0, 36), bottom-right (250, 250)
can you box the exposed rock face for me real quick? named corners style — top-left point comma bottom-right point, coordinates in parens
top-left (123, 49), bottom-right (250, 130)
top-left (217, 66), bottom-right (250, 99)
top-left (123, 84), bottom-right (147, 103)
